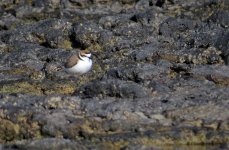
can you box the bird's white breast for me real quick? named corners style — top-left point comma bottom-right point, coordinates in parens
top-left (66, 58), bottom-right (92, 74)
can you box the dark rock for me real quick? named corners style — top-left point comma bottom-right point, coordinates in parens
top-left (159, 18), bottom-right (196, 38)
top-left (106, 63), bottom-right (170, 83)
top-left (129, 42), bottom-right (161, 62)
top-left (215, 32), bottom-right (229, 64)
top-left (97, 30), bottom-right (114, 46)
top-left (190, 64), bottom-right (229, 86)
top-left (0, 19), bottom-right (72, 49)
top-left (5, 138), bottom-right (86, 150)
top-left (130, 8), bottom-right (167, 32)
top-left (72, 21), bottom-right (102, 48)
top-left (77, 79), bottom-right (150, 99)
top-left (99, 14), bottom-right (133, 30)
top-left (112, 20), bottom-right (149, 38)
top-left (66, 0), bottom-right (92, 9)
top-left (208, 10), bottom-right (229, 28)
top-left (0, 0), bottom-right (229, 148)
top-left (0, 13), bottom-right (21, 30)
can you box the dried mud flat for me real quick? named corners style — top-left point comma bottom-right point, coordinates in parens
top-left (0, 0), bottom-right (229, 149)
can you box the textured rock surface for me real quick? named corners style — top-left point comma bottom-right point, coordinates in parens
top-left (0, 0), bottom-right (228, 149)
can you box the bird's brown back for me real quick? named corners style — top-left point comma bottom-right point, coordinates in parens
top-left (65, 54), bottom-right (79, 68)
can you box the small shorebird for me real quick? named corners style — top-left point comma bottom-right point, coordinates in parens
top-left (65, 51), bottom-right (92, 74)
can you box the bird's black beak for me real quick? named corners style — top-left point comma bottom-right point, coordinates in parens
top-left (89, 55), bottom-right (93, 59)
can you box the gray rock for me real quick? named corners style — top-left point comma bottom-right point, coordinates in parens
top-left (77, 79), bottom-right (150, 99)
top-left (208, 10), bottom-right (229, 28)
top-left (0, 0), bottom-right (229, 149)
top-left (72, 21), bottom-right (102, 48)
top-left (5, 138), bottom-right (86, 150)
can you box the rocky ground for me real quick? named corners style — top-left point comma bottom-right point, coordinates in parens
top-left (0, 0), bottom-right (228, 149)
